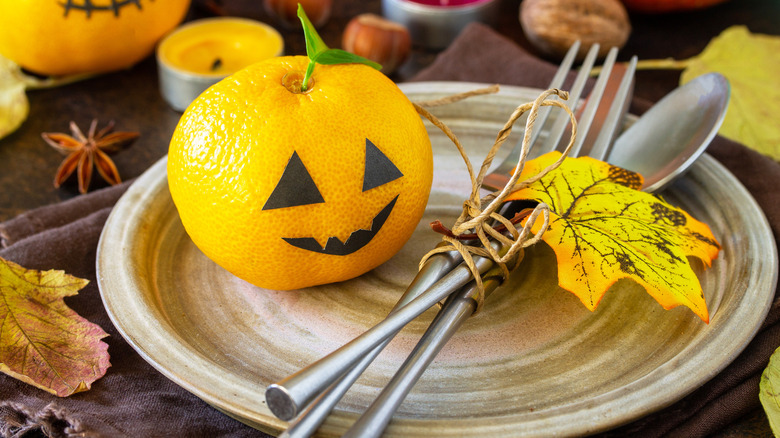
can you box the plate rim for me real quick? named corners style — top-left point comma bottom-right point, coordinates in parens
top-left (97, 81), bottom-right (778, 437)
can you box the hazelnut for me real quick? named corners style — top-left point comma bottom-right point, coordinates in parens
top-left (264, 0), bottom-right (332, 29)
top-left (520, 0), bottom-right (631, 60)
top-left (342, 14), bottom-right (411, 75)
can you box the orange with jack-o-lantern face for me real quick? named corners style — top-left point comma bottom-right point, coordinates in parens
top-left (168, 56), bottom-right (432, 290)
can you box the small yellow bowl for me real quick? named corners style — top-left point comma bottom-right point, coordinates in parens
top-left (157, 17), bottom-right (284, 112)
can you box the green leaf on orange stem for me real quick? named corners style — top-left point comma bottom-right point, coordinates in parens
top-left (298, 3), bottom-right (328, 60)
top-left (315, 48), bottom-right (381, 70)
top-left (506, 152), bottom-right (720, 323)
top-left (0, 256), bottom-right (110, 397)
top-left (297, 4), bottom-right (380, 90)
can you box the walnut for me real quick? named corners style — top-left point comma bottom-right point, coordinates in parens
top-left (520, 0), bottom-right (631, 60)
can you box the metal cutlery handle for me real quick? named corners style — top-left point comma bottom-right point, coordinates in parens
top-left (269, 40), bottom-right (585, 433)
top-left (265, 242), bottom-right (501, 421)
top-left (268, 41), bottom-right (638, 437)
top-left (279, 246), bottom-right (463, 437)
top-left (344, 47), bottom-right (638, 436)
top-left (343, 266), bottom-right (505, 438)
top-left (281, 202), bottom-right (525, 435)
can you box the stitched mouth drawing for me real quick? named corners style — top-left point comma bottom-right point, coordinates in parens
top-left (282, 195), bottom-right (399, 256)
top-left (60, 0), bottom-right (144, 17)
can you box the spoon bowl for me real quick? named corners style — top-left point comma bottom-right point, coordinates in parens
top-left (608, 72), bottom-right (730, 193)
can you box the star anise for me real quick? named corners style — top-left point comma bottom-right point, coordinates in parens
top-left (42, 119), bottom-right (139, 194)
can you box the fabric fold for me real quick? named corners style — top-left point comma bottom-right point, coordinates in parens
top-left (1, 21), bottom-right (778, 438)
top-left (0, 182), bottom-right (130, 249)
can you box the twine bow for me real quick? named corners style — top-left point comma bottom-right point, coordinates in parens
top-left (414, 86), bottom-right (577, 313)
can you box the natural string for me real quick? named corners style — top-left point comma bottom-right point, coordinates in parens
top-left (413, 86), bottom-right (577, 313)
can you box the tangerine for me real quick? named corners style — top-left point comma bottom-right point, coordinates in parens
top-left (167, 56), bottom-right (433, 290)
top-left (0, 0), bottom-right (191, 76)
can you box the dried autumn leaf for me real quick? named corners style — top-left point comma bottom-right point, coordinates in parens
top-left (0, 53), bottom-right (94, 140)
top-left (0, 54), bottom-right (29, 139)
top-left (760, 347), bottom-right (780, 436)
top-left (634, 26), bottom-right (780, 159)
top-left (0, 256), bottom-right (110, 397)
top-left (680, 26), bottom-right (780, 159)
top-left (506, 152), bottom-right (720, 322)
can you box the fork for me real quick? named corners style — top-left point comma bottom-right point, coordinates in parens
top-left (339, 45), bottom-right (637, 438)
top-left (268, 42), bottom-right (638, 437)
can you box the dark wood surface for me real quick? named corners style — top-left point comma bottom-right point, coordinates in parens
top-left (1, 0), bottom-right (779, 435)
top-left (3, 0), bottom-right (779, 221)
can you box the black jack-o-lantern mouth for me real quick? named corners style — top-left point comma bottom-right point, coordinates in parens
top-left (283, 195), bottom-right (398, 256)
top-left (262, 138), bottom-right (403, 256)
top-left (60, 0), bottom-right (143, 17)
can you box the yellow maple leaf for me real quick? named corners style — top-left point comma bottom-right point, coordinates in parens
top-left (0, 256), bottom-right (110, 396)
top-left (505, 152), bottom-right (720, 323)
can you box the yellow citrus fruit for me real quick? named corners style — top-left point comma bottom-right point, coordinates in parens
top-left (0, 0), bottom-right (191, 76)
top-left (168, 56), bottom-right (433, 290)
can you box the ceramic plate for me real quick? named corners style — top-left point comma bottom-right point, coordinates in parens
top-left (97, 82), bottom-right (777, 437)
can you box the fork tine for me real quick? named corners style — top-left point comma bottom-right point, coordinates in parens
top-left (536, 43), bottom-right (601, 156)
top-left (484, 41), bottom-right (580, 185)
top-left (275, 42), bottom-right (586, 438)
top-left (522, 40), bottom-right (580, 149)
top-left (570, 47), bottom-right (619, 157)
top-left (268, 42), bottom-right (627, 438)
top-left (587, 55), bottom-right (637, 160)
top-left (548, 41), bottom-right (581, 92)
top-left (342, 48), bottom-right (638, 438)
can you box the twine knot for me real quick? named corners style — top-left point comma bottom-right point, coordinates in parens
top-left (414, 86), bottom-right (577, 313)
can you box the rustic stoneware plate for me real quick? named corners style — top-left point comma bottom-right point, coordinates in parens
top-left (97, 83), bottom-right (777, 437)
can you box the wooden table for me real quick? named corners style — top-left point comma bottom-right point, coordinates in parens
top-left (1, 0), bottom-right (778, 434)
top-left (3, 0), bottom-right (778, 221)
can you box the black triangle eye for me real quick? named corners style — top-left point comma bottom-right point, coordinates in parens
top-left (262, 151), bottom-right (325, 210)
top-left (363, 139), bottom-right (403, 192)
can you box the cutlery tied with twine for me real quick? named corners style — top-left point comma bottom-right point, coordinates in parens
top-left (412, 86), bottom-right (577, 313)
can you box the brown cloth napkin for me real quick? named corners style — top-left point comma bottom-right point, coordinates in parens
top-left (0, 180), bottom-right (269, 438)
top-left (2, 22), bottom-right (779, 438)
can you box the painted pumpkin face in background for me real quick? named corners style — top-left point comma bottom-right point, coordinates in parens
top-left (60, 0), bottom-right (146, 17)
top-left (0, 0), bottom-right (191, 76)
top-left (167, 57), bottom-right (433, 291)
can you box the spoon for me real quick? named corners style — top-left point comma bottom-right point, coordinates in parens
top-left (610, 72), bottom-right (730, 192)
top-left (266, 72), bottom-right (732, 430)
top-left (338, 72), bottom-right (732, 437)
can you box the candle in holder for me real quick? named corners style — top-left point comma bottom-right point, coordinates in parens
top-left (157, 17), bottom-right (284, 111)
top-left (381, 0), bottom-right (498, 49)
